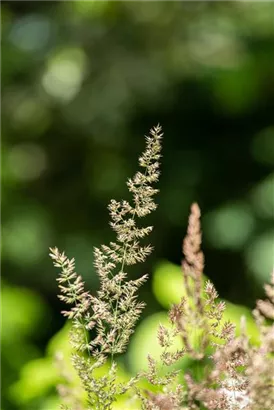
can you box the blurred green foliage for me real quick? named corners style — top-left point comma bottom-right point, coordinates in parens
top-left (5, 262), bottom-right (260, 410)
top-left (1, 1), bottom-right (274, 409)
top-left (1, 282), bottom-right (50, 409)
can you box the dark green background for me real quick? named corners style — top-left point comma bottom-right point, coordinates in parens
top-left (2, 1), bottom-right (274, 409)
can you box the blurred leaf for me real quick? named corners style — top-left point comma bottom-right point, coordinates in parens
top-left (152, 261), bottom-right (208, 308)
top-left (47, 321), bottom-right (72, 359)
top-left (128, 311), bottom-right (189, 374)
top-left (245, 231), bottom-right (274, 285)
top-left (39, 396), bottom-right (60, 410)
top-left (9, 357), bottom-right (58, 404)
top-left (1, 283), bottom-right (48, 343)
top-left (152, 261), bottom-right (185, 308)
top-left (9, 324), bottom-right (72, 405)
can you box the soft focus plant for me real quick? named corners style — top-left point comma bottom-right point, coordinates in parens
top-left (50, 126), bottom-right (274, 410)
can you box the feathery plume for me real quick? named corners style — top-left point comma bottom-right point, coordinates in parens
top-left (50, 125), bottom-right (163, 409)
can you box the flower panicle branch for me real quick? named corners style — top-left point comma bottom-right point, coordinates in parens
top-left (50, 125), bottom-right (163, 409)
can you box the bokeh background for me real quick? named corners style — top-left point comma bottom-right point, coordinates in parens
top-left (2, 1), bottom-right (274, 409)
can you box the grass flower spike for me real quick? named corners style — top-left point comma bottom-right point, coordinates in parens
top-left (51, 125), bottom-right (273, 410)
top-left (50, 125), bottom-right (163, 409)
